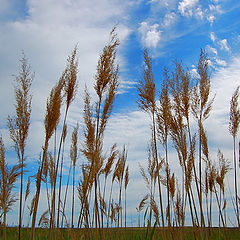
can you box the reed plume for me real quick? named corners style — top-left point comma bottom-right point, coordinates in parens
top-left (136, 194), bottom-right (149, 227)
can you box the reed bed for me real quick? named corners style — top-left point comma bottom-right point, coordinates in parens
top-left (0, 29), bottom-right (240, 240)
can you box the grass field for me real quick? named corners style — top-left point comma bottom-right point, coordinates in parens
top-left (1, 227), bottom-right (240, 240)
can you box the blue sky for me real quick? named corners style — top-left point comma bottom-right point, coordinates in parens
top-left (1, 0), bottom-right (240, 227)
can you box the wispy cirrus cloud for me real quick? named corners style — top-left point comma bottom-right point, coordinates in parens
top-left (162, 11), bottom-right (178, 28)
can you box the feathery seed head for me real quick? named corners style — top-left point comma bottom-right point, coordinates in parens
top-left (229, 86), bottom-right (240, 138)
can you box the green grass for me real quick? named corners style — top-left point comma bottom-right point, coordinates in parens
top-left (0, 227), bottom-right (239, 240)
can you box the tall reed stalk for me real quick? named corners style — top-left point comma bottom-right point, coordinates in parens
top-left (49, 46), bottom-right (78, 236)
top-left (30, 76), bottom-right (64, 240)
top-left (137, 49), bottom-right (165, 237)
top-left (192, 49), bottom-right (214, 228)
top-left (8, 54), bottom-right (33, 240)
top-left (229, 86), bottom-right (240, 227)
top-left (81, 27), bottom-right (119, 239)
top-left (157, 70), bottom-right (172, 229)
top-left (56, 124), bottom-right (67, 229)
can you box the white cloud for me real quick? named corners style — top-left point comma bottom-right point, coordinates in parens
top-left (178, 0), bottom-right (198, 17)
top-left (207, 14), bottom-right (216, 24)
top-left (118, 79), bottom-right (136, 94)
top-left (162, 12), bottom-right (177, 28)
top-left (210, 31), bottom-right (217, 42)
top-left (215, 58), bottom-right (227, 66)
top-left (177, 0), bottom-right (223, 24)
top-left (138, 22), bottom-right (161, 48)
top-left (195, 7), bottom-right (204, 19)
top-left (206, 45), bottom-right (218, 55)
top-left (205, 45), bottom-right (228, 67)
top-left (206, 3), bottom-right (222, 25)
top-left (218, 39), bottom-right (230, 52)
top-left (27, 0), bottom-right (126, 27)
top-left (190, 64), bottom-right (199, 78)
top-left (150, 0), bottom-right (178, 9)
top-left (209, 4), bottom-right (222, 13)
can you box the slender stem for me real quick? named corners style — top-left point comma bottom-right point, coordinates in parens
top-left (214, 185), bottom-right (225, 227)
top-left (101, 176), bottom-right (107, 229)
top-left (71, 165), bottom-right (75, 239)
top-left (18, 155), bottom-right (24, 240)
top-left (187, 118), bottom-right (200, 226)
top-left (125, 188), bottom-right (127, 229)
top-left (56, 140), bottom-right (65, 229)
top-left (31, 140), bottom-right (48, 240)
top-left (107, 180), bottom-right (114, 228)
top-left (61, 161), bottom-right (72, 228)
top-left (199, 118), bottom-right (204, 227)
top-left (50, 107), bottom-right (69, 234)
top-left (233, 137), bottom-right (240, 227)
top-left (152, 112), bottom-right (166, 240)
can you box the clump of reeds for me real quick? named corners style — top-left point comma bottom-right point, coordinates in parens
top-left (77, 27), bottom-right (130, 240)
top-left (137, 48), bottom-right (221, 240)
top-left (30, 69), bottom-right (64, 240)
top-left (0, 136), bottom-right (21, 240)
top-left (51, 46), bottom-right (78, 235)
top-left (30, 46), bottom-right (79, 240)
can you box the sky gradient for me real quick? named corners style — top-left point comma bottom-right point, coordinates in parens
top-left (1, 0), bottom-right (240, 227)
